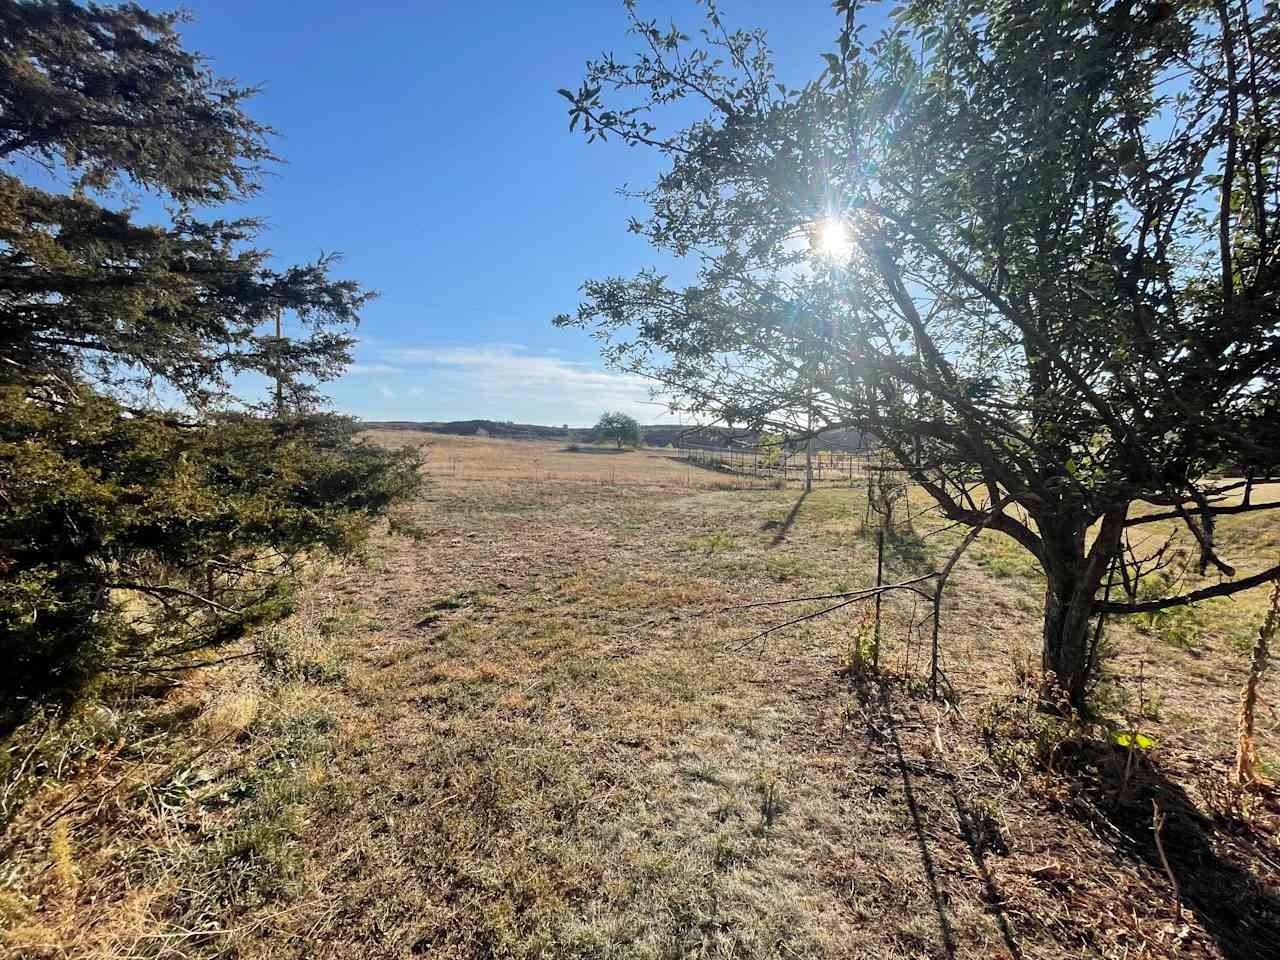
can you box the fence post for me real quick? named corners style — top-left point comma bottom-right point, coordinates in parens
top-left (863, 464), bottom-right (873, 531)
top-left (930, 586), bottom-right (941, 701)
top-left (874, 528), bottom-right (884, 669)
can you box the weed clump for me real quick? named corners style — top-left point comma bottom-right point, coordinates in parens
top-left (47, 820), bottom-right (79, 892)
top-left (978, 673), bottom-right (1092, 780)
top-left (837, 607), bottom-right (878, 678)
top-left (257, 620), bottom-right (347, 685)
top-left (197, 689), bottom-right (261, 741)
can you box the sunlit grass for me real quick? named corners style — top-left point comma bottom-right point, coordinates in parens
top-left (4, 436), bottom-right (1278, 958)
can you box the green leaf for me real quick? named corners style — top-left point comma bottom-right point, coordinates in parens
top-left (1111, 731), bottom-right (1155, 750)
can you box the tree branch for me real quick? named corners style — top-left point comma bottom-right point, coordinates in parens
top-left (1096, 563), bottom-right (1280, 615)
top-left (1126, 499), bottom-right (1280, 527)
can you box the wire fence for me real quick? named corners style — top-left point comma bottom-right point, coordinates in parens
top-left (426, 443), bottom-right (917, 494)
top-left (673, 442), bottom-right (913, 489)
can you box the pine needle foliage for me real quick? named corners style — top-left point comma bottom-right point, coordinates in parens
top-left (0, 1), bottom-right (423, 723)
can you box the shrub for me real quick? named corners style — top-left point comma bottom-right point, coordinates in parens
top-left (0, 402), bottom-right (420, 719)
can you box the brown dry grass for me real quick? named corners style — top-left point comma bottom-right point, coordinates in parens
top-left (3, 432), bottom-right (1279, 959)
top-left (365, 429), bottom-right (742, 489)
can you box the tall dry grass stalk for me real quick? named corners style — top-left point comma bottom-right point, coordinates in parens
top-left (1236, 578), bottom-right (1280, 786)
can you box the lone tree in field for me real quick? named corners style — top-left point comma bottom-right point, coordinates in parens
top-left (0, 1), bottom-right (421, 718)
top-left (558, 0), bottom-right (1280, 707)
top-left (594, 411), bottom-right (643, 448)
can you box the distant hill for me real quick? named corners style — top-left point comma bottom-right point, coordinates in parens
top-left (370, 419), bottom-right (578, 441)
top-left (364, 419), bottom-right (866, 452)
top-left (637, 424), bottom-right (866, 453)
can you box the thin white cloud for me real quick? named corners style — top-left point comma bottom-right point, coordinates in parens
top-left (358, 343), bottom-right (676, 423)
top-left (347, 363), bottom-right (407, 376)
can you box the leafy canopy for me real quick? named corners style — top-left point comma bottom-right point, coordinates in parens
top-left (558, 0), bottom-right (1280, 703)
top-left (594, 410), bottom-right (643, 448)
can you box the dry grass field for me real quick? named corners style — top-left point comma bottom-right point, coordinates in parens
top-left (4, 431), bottom-right (1280, 959)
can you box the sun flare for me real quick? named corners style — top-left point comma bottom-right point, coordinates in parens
top-left (814, 217), bottom-right (853, 260)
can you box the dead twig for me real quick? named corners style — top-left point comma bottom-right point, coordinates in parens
top-left (723, 572), bottom-right (937, 611)
top-left (1151, 799), bottom-right (1182, 922)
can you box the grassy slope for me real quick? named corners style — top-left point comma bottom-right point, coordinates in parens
top-left (3, 433), bottom-right (1279, 959)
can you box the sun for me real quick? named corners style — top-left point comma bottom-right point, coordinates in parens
top-left (813, 217), bottom-right (853, 260)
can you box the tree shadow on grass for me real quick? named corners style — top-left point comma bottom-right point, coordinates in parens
top-left (883, 704), bottom-right (961, 959)
top-left (1060, 743), bottom-right (1280, 960)
top-left (873, 522), bottom-right (933, 573)
top-left (848, 677), bottom-right (1024, 960)
top-left (842, 673), bottom-right (1280, 959)
top-left (763, 491), bottom-right (808, 547)
top-left (560, 446), bottom-right (629, 455)
top-left (943, 773), bottom-right (1023, 959)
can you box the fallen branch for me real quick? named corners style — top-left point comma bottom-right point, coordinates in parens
top-left (1152, 800), bottom-right (1183, 922)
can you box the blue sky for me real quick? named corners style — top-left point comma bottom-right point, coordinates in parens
top-left (159, 1), bottom-right (866, 425)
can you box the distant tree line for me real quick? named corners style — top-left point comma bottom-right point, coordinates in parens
top-left (371, 418), bottom-right (866, 453)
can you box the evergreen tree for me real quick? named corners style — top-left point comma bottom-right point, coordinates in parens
top-left (0, 1), bottom-right (422, 720)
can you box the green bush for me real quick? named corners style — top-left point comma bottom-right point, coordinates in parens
top-left (0, 390), bottom-right (422, 718)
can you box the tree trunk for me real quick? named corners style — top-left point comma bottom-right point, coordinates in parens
top-left (1042, 572), bottom-right (1097, 709)
top-left (1039, 511), bottom-right (1125, 710)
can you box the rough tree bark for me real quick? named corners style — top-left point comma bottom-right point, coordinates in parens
top-left (1039, 511), bottom-right (1125, 708)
